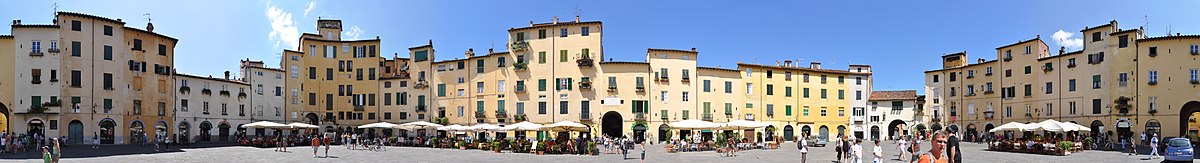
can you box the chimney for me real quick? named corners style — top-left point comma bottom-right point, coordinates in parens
top-left (428, 39), bottom-right (433, 46)
top-left (11, 19), bottom-right (19, 25)
top-left (1059, 46), bottom-right (1066, 55)
top-left (530, 20), bottom-right (534, 27)
top-left (488, 48), bottom-right (494, 54)
top-left (575, 15), bottom-right (580, 23)
top-left (393, 53), bottom-right (398, 59)
top-left (978, 58), bottom-right (986, 64)
top-left (784, 60), bottom-right (793, 67)
top-left (466, 48), bottom-right (474, 58)
top-left (775, 61), bottom-right (780, 66)
top-left (691, 47), bottom-right (696, 52)
top-left (146, 22), bottom-right (154, 32)
top-left (810, 62), bottom-right (821, 69)
top-left (224, 71), bottom-right (231, 80)
top-left (553, 16), bottom-right (558, 24)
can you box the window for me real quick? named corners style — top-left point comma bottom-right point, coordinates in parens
top-left (560, 50), bottom-right (568, 62)
top-left (476, 82), bottom-right (484, 93)
top-left (437, 84), bottom-right (446, 97)
top-left (820, 89), bottom-right (828, 99)
top-left (538, 51), bottom-right (546, 64)
top-left (538, 102), bottom-right (547, 114)
top-left (1005, 106), bottom-right (1011, 117)
top-left (766, 84), bottom-right (774, 96)
top-left (1045, 82), bottom-right (1053, 94)
top-left (31, 41), bottom-right (41, 53)
top-left (838, 76), bottom-right (844, 84)
top-left (1024, 66), bottom-right (1031, 74)
top-left (820, 109), bottom-right (827, 116)
top-left (803, 88), bottom-right (810, 98)
top-left (559, 101), bottom-right (569, 114)
top-left (724, 81), bottom-right (732, 93)
top-left (538, 79), bottom-right (547, 91)
top-left (821, 75), bottom-right (827, 83)
top-left (786, 86), bottom-right (793, 97)
top-left (132, 39), bottom-right (142, 51)
top-left (1149, 96), bottom-right (1158, 111)
top-left (497, 57), bottom-right (506, 67)
top-left (71, 20), bottom-right (81, 31)
top-left (745, 68), bottom-right (753, 77)
top-left (1005, 69), bottom-right (1011, 77)
top-left (1092, 75), bottom-right (1102, 89)
top-left (71, 41), bottom-right (81, 57)
top-left (1149, 70), bottom-right (1159, 84)
top-left (932, 74), bottom-right (938, 82)
top-left (682, 92), bottom-right (689, 102)
top-left (838, 90), bottom-right (845, 99)
top-left (804, 73), bottom-right (810, 82)
top-left (476, 59), bottom-right (485, 73)
top-left (1024, 84), bottom-right (1031, 97)
top-left (637, 77), bottom-right (645, 89)
top-left (1119, 72), bottom-right (1129, 87)
top-left (581, 27), bottom-right (590, 36)
top-left (766, 104), bottom-right (774, 116)
top-left (1091, 32), bottom-right (1102, 42)
top-left (1069, 101), bottom-right (1077, 115)
top-left (1068, 79), bottom-right (1076, 91)
top-left (746, 83), bottom-right (753, 95)
top-left (803, 107), bottom-right (810, 116)
top-left (497, 80), bottom-right (506, 92)
top-left (855, 91), bottom-right (862, 100)
top-left (516, 102), bottom-right (525, 115)
top-left (661, 91), bottom-right (668, 102)
top-left (703, 80), bottom-right (711, 92)
top-left (766, 70), bottom-right (773, 78)
top-left (1190, 69), bottom-right (1198, 82)
top-left (103, 45), bottom-right (112, 60)
top-left (856, 77), bottom-right (862, 85)
top-left (1192, 44), bottom-right (1200, 54)
top-left (560, 28), bottom-right (568, 37)
top-left (986, 67), bottom-right (993, 75)
top-left (103, 73), bottom-right (113, 90)
top-left (538, 29), bottom-right (546, 39)
top-left (1024, 45), bottom-right (1031, 54)
top-left (1119, 35), bottom-right (1130, 48)
top-left (103, 25), bottom-right (113, 36)
top-left (1092, 99), bottom-right (1102, 114)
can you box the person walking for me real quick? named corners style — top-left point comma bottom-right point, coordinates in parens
top-left (799, 135), bottom-right (808, 163)
top-left (947, 131), bottom-right (961, 163)
top-left (917, 130), bottom-right (949, 163)
top-left (91, 133), bottom-right (99, 149)
top-left (836, 136), bottom-right (844, 163)
top-left (639, 142), bottom-right (646, 163)
top-left (51, 138), bottom-right (60, 163)
top-left (852, 139), bottom-right (863, 163)
top-left (41, 146), bottom-right (51, 163)
top-left (874, 140), bottom-right (883, 163)
top-left (312, 136), bottom-right (321, 158)
top-left (910, 135), bottom-right (922, 163)
top-left (323, 135), bottom-right (331, 157)
top-left (898, 135), bottom-right (908, 161)
top-left (1148, 133), bottom-right (1160, 159)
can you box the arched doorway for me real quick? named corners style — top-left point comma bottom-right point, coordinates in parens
top-left (99, 118), bottom-right (116, 144)
top-left (130, 121), bottom-right (145, 144)
top-left (155, 121), bottom-right (168, 142)
top-left (601, 111), bottom-right (623, 138)
top-left (836, 125), bottom-right (846, 138)
top-left (819, 125), bottom-right (830, 139)
top-left (783, 125), bottom-right (795, 141)
top-left (68, 120), bottom-right (84, 144)
top-left (984, 123), bottom-right (995, 135)
top-left (306, 113), bottom-right (320, 126)
top-left (658, 124), bottom-right (670, 143)
top-left (178, 121), bottom-right (190, 143)
top-left (931, 123), bottom-right (943, 133)
top-left (801, 125), bottom-right (812, 138)
top-left (765, 125), bottom-right (776, 141)
top-left (632, 123), bottom-right (647, 143)
top-left (1179, 101), bottom-right (1200, 138)
top-left (0, 103), bottom-right (8, 132)
top-left (888, 120), bottom-right (907, 140)
top-left (870, 126), bottom-right (880, 141)
top-left (914, 123), bottom-right (927, 136)
top-left (1145, 119), bottom-right (1161, 138)
top-left (199, 121), bottom-right (212, 142)
top-left (218, 123), bottom-right (231, 141)
top-left (965, 124), bottom-right (977, 142)
top-left (1090, 120), bottom-right (1105, 137)
top-left (27, 119), bottom-right (45, 136)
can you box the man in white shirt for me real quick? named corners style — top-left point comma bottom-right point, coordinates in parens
top-left (1148, 133), bottom-right (1160, 159)
top-left (852, 139), bottom-right (863, 163)
top-left (874, 140), bottom-right (883, 163)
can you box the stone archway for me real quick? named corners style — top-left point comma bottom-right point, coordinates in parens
top-left (68, 120), bottom-right (84, 144)
top-left (306, 113), bottom-right (320, 126)
top-left (601, 111), bottom-right (623, 138)
top-left (0, 102), bottom-right (8, 132)
top-left (1178, 101), bottom-right (1200, 138)
top-left (99, 118), bottom-right (116, 144)
top-left (783, 125), bottom-right (795, 141)
top-left (888, 120), bottom-right (907, 140)
top-left (801, 125), bottom-right (812, 138)
top-left (218, 123), bottom-right (231, 141)
top-left (870, 125), bottom-right (880, 141)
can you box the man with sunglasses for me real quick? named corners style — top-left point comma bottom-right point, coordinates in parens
top-left (918, 130), bottom-right (949, 163)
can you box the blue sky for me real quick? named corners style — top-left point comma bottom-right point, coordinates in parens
top-left (3, 0), bottom-right (1197, 94)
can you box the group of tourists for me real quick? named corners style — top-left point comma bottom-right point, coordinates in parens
top-left (806, 128), bottom-right (962, 163)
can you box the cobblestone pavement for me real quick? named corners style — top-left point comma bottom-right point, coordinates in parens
top-left (0, 141), bottom-right (1192, 162)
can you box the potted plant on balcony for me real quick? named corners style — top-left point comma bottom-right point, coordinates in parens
top-left (219, 90), bottom-right (231, 97)
top-left (179, 86), bottom-right (191, 94)
top-left (201, 88), bottom-right (212, 95)
top-left (238, 91), bottom-right (248, 99)
top-left (1115, 96), bottom-right (1132, 114)
top-left (514, 114), bottom-right (527, 122)
top-left (513, 61), bottom-right (528, 71)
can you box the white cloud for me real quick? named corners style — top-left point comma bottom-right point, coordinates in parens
top-left (265, 2), bottom-right (300, 50)
top-left (343, 25), bottom-right (363, 40)
top-left (1052, 30), bottom-right (1083, 51)
top-left (303, 1), bottom-right (316, 17)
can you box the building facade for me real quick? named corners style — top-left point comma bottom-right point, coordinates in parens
top-left (926, 20), bottom-right (1200, 142)
top-left (868, 90), bottom-right (919, 140)
top-left (174, 73), bottom-right (252, 143)
top-left (1, 12), bottom-right (178, 145)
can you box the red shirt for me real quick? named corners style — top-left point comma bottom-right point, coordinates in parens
top-left (312, 138), bottom-right (320, 146)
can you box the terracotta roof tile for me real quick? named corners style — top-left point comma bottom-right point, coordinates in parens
top-left (869, 90), bottom-right (917, 101)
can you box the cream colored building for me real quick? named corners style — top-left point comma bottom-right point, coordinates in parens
top-left (868, 90), bottom-right (919, 140)
top-left (240, 60), bottom-right (288, 128)
top-left (924, 20), bottom-right (1200, 141)
top-left (174, 73), bottom-right (252, 142)
top-left (1, 12), bottom-right (178, 145)
top-left (738, 61), bottom-right (871, 141)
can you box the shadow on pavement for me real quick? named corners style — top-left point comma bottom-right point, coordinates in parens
top-left (0, 142), bottom-right (241, 159)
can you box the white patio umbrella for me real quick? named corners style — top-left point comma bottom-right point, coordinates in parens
top-left (396, 121), bottom-right (444, 130)
top-left (358, 122), bottom-right (400, 129)
top-left (542, 121), bottom-right (589, 132)
top-left (502, 121), bottom-right (544, 131)
top-left (469, 123), bottom-right (506, 131)
top-left (720, 120), bottom-right (770, 130)
top-left (988, 122), bottom-right (1030, 133)
top-left (1066, 122), bottom-right (1091, 132)
top-left (437, 124), bottom-right (470, 131)
top-left (287, 122), bottom-right (320, 129)
top-left (668, 119), bottom-right (722, 130)
top-left (1025, 119), bottom-right (1088, 132)
top-left (242, 121), bottom-right (290, 129)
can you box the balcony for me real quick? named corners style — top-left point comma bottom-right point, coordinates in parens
top-left (1192, 80), bottom-right (1199, 85)
top-left (576, 57), bottom-right (594, 67)
top-left (702, 113), bottom-right (713, 121)
top-left (511, 41), bottom-right (529, 52)
top-left (966, 75), bottom-right (974, 79)
top-left (983, 90), bottom-right (994, 94)
top-left (475, 111), bottom-right (487, 119)
top-left (985, 72), bottom-right (993, 76)
top-left (414, 80), bottom-right (429, 89)
top-left (635, 113), bottom-right (646, 121)
top-left (31, 79), bottom-right (41, 84)
top-left (416, 105), bottom-right (427, 112)
top-left (635, 86), bottom-right (645, 92)
top-left (1067, 63), bottom-right (1076, 68)
top-left (578, 81), bottom-right (593, 90)
top-left (1148, 81), bottom-right (1158, 85)
top-left (1024, 112), bottom-right (1033, 118)
top-left (515, 84), bottom-right (527, 93)
top-left (47, 48), bottom-right (59, 53)
top-left (580, 113), bottom-right (592, 122)
top-left (354, 105), bottom-right (365, 111)
top-left (513, 114), bottom-right (527, 122)
top-left (495, 110), bottom-right (508, 119)
top-left (983, 111), bottom-right (995, 120)
top-left (512, 61), bottom-right (528, 71)
top-left (1003, 56), bottom-right (1012, 62)
top-left (29, 51), bottom-right (44, 57)
top-left (607, 86), bottom-right (617, 92)
top-left (1043, 65), bottom-right (1054, 72)
top-left (219, 90), bottom-right (231, 97)
top-left (681, 76), bottom-right (690, 82)
top-left (179, 86), bottom-right (191, 94)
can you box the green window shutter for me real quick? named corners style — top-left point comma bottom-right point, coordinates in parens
top-left (560, 50), bottom-right (568, 62)
top-left (725, 103), bottom-right (732, 115)
top-left (539, 52), bottom-right (546, 64)
top-left (803, 88), bottom-right (810, 98)
top-left (746, 103), bottom-right (753, 108)
top-left (786, 105), bottom-right (793, 116)
top-left (539, 79), bottom-right (547, 91)
top-left (632, 101), bottom-right (638, 113)
top-left (555, 79), bottom-right (561, 90)
top-left (567, 78), bottom-right (573, 90)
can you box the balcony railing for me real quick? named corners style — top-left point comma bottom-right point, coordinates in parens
top-left (475, 111), bottom-right (487, 119)
top-left (47, 48), bottom-right (59, 53)
top-left (414, 80), bottom-right (429, 89)
top-left (579, 81), bottom-right (592, 90)
top-left (354, 105), bottom-right (365, 111)
top-left (511, 41), bottom-right (529, 52)
top-left (635, 113), bottom-right (646, 121)
top-left (607, 85), bottom-right (617, 92)
top-left (576, 57), bottom-right (594, 67)
top-left (515, 84), bottom-right (527, 93)
top-left (702, 114), bottom-right (713, 121)
top-left (580, 113), bottom-right (592, 122)
top-left (513, 61), bottom-right (528, 71)
top-left (635, 86), bottom-right (645, 92)
top-left (29, 51), bottom-right (44, 57)
top-left (416, 105), bottom-right (427, 112)
top-left (495, 110), bottom-right (508, 119)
